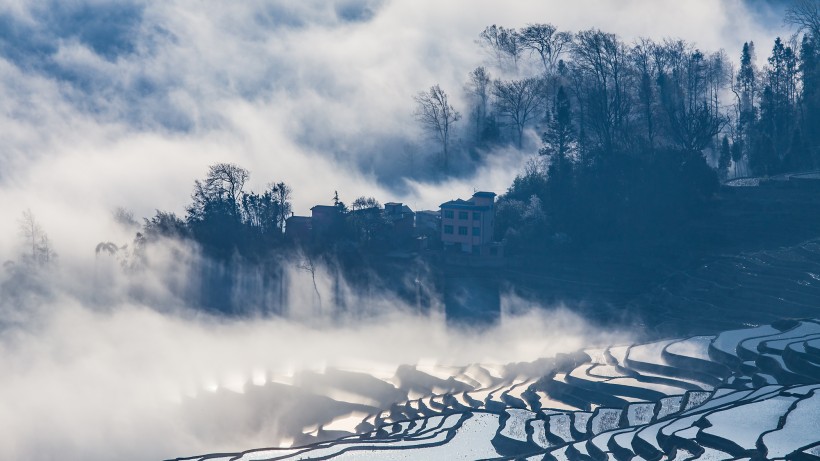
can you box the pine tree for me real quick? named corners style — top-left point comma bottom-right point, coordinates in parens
top-left (538, 86), bottom-right (577, 233)
top-left (736, 42), bottom-right (758, 168)
top-left (753, 37), bottom-right (799, 174)
top-left (540, 86), bottom-right (576, 159)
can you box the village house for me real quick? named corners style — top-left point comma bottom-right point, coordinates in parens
top-left (310, 205), bottom-right (341, 228)
top-left (284, 215), bottom-right (311, 241)
top-left (439, 191), bottom-right (501, 256)
top-left (286, 201), bottom-right (418, 248)
top-left (285, 193), bottom-right (501, 257)
top-left (415, 209), bottom-right (441, 245)
top-left (285, 205), bottom-right (342, 242)
top-left (383, 202), bottom-right (415, 241)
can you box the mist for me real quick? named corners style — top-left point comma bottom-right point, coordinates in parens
top-left (0, 1), bottom-right (797, 459)
top-left (0, 250), bottom-right (630, 460)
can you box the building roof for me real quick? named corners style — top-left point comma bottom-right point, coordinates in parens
top-left (440, 204), bottom-right (491, 211)
top-left (440, 198), bottom-right (490, 211)
top-left (286, 215), bottom-right (311, 223)
top-left (311, 205), bottom-right (339, 212)
top-left (384, 202), bottom-right (414, 215)
top-left (416, 210), bottom-right (440, 216)
top-left (439, 190), bottom-right (496, 211)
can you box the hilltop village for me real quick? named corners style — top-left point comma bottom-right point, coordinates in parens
top-left (89, 160), bottom-right (820, 329)
top-left (284, 191), bottom-right (503, 260)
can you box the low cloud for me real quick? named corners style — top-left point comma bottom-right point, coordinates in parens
top-left (0, 249), bottom-right (629, 460)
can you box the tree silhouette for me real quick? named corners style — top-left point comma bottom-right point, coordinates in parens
top-left (519, 23), bottom-right (572, 74)
top-left (493, 77), bottom-right (547, 148)
top-left (414, 85), bottom-right (461, 173)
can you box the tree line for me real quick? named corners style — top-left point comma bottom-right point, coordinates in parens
top-left (417, 7), bottom-right (819, 176)
top-left (414, 1), bottom-right (820, 249)
top-left (101, 163), bottom-right (293, 266)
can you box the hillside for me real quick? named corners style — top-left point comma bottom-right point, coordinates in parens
top-left (497, 180), bottom-right (820, 337)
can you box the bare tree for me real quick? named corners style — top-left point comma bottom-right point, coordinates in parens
top-left (466, 66), bottom-right (492, 144)
top-left (786, 0), bottom-right (820, 37)
top-left (631, 38), bottom-right (660, 148)
top-left (493, 77), bottom-right (548, 148)
top-left (706, 49), bottom-right (731, 145)
top-left (190, 163), bottom-right (250, 218)
top-left (519, 23), bottom-right (573, 74)
top-left (570, 29), bottom-right (632, 152)
top-left (414, 84), bottom-right (461, 172)
top-left (19, 209), bottom-right (41, 262)
top-left (654, 41), bottom-right (729, 151)
top-left (478, 25), bottom-right (523, 72)
top-left (18, 209), bottom-right (56, 267)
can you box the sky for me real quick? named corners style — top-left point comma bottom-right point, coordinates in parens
top-left (0, 0), bottom-right (799, 459)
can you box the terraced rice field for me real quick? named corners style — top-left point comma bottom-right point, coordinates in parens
top-left (174, 320), bottom-right (820, 461)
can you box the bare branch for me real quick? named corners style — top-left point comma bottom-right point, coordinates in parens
top-left (413, 84), bottom-right (461, 172)
top-left (519, 23), bottom-right (572, 74)
top-left (478, 25), bottom-right (523, 71)
top-left (493, 77), bottom-right (548, 148)
top-left (785, 0), bottom-right (820, 37)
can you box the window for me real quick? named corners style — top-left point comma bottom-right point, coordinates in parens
top-left (472, 227), bottom-right (480, 236)
top-left (444, 210), bottom-right (454, 219)
top-left (444, 225), bottom-right (454, 234)
top-left (458, 211), bottom-right (468, 220)
top-left (458, 226), bottom-right (468, 235)
top-left (473, 212), bottom-right (480, 220)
